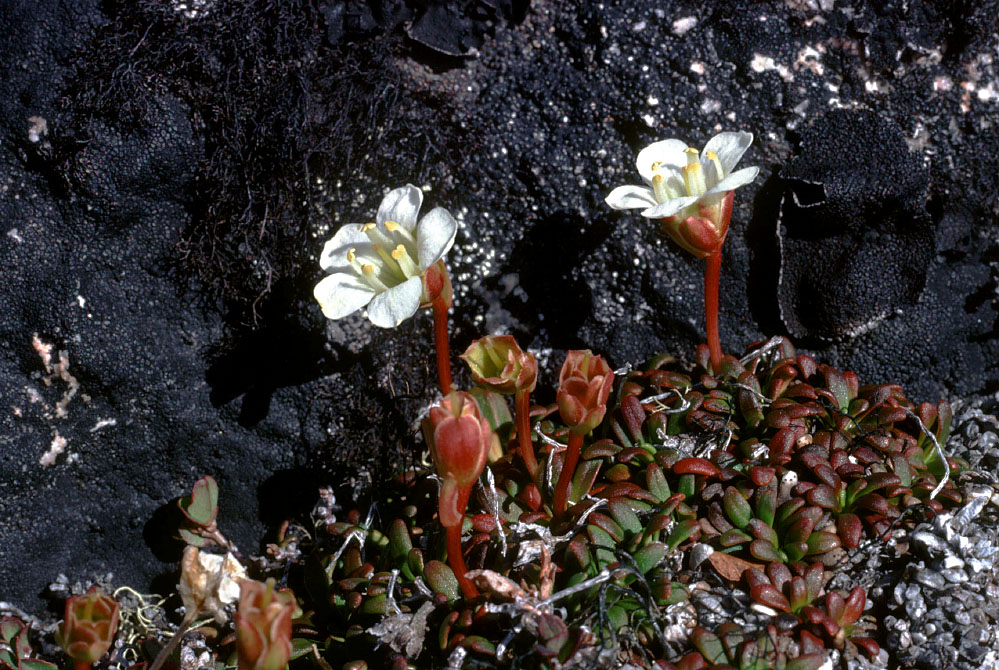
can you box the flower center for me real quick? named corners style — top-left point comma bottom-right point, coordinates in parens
top-left (345, 221), bottom-right (422, 291)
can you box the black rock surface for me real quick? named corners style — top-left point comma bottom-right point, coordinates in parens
top-left (1, 0), bottom-right (998, 620)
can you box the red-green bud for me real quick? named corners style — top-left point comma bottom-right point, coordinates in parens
top-left (235, 579), bottom-right (301, 670)
top-left (55, 587), bottom-right (119, 665)
top-left (424, 391), bottom-right (496, 527)
top-left (460, 335), bottom-right (537, 394)
top-left (557, 350), bottom-right (614, 434)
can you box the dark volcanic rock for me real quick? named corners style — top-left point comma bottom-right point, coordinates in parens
top-left (1, 0), bottom-right (998, 626)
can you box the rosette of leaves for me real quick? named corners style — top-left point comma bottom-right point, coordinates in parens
top-left (0, 619), bottom-right (56, 670)
top-left (663, 623), bottom-right (825, 670)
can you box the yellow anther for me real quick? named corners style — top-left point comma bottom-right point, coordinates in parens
top-left (384, 220), bottom-right (399, 232)
top-left (347, 248), bottom-right (356, 263)
top-left (652, 174), bottom-right (668, 202)
top-left (683, 147), bottom-right (700, 165)
top-left (391, 244), bottom-right (406, 260)
top-left (362, 264), bottom-right (376, 275)
top-left (651, 161), bottom-right (662, 171)
top-left (704, 151), bottom-right (718, 161)
top-left (361, 223), bottom-right (376, 231)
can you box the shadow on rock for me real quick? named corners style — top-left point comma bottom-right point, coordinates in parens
top-left (506, 211), bottom-right (610, 350)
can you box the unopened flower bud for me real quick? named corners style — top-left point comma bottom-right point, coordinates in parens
top-left (55, 587), bottom-right (119, 665)
top-left (461, 335), bottom-right (537, 394)
top-left (235, 579), bottom-right (301, 670)
top-left (424, 392), bottom-right (496, 527)
top-left (557, 350), bottom-right (614, 435)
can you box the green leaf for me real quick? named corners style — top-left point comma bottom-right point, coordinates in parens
top-left (723, 487), bottom-right (752, 529)
top-left (359, 594), bottom-right (387, 615)
top-left (0, 651), bottom-right (16, 670)
top-left (691, 629), bottom-right (726, 664)
top-left (289, 639), bottom-right (314, 661)
top-left (608, 498), bottom-right (642, 536)
top-left (632, 543), bottom-right (666, 574)
top-left (178, 476), bottom-right (219, 527)
top-left (467, 388), bottom-right (514, 441)
top-left (18, 661), bottom-right (57, 670)
top-left (423, 561), bottom-right (459, 601)
top-left (666, 519), bottom-right (700, 552)
top-left (646, 463), bottom-right (672, 503)
top-left (569, 460), bottom-right (602, 505)
top-left (178, 527), bottom-right (209, 547)
top-left (387, 519), bottom-right (412, 563)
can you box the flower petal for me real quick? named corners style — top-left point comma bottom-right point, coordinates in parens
top-left (319, 224), bottom-right (369, 271)
top-left (702, 132), bottom-right (754, 175)
top-left (416, 206), bottom-right (458, 270)
top-left (605, 185), bottom-right (658, 210)
top-left (366, 276), bottom-right (422, 327)
top-left (706, 166), bottom-right (760, 195)
top-left (377, 184), bottom-right (423, 231)
top-left (313, 272), bottom-right (376, 320)
top-left (636, 139), bottom-right (690, 183)
top-left (641, 194), bottom-right (701, 219)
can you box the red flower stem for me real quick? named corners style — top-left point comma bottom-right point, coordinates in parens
top-left (553, 432), bottom-right (584, 521)
top-left (515, 389), bottom-right (539, 479)
top-left (704, 248), bottom-right (723, 373)
top-left (432, 296), bottom-right (452, 394)
top-left (446, 522), bottom-right (478, 599)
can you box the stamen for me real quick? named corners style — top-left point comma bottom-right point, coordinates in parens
top-left (346, 248), bottom-right (356, 263)
top-left (484, 343), bottom-right (507, 370)
top-left (652, 174), bottom-right (669, 203)
top-left (683, 147), bottom-right (700, 165)
top-left (372, 244), bottom-right (407, 282)
top-left (391, 244), bottom-right (422, 277)
top-left (360, 264), bottom-right (389, 291)
top-left (384, 219), bottom-right (417, 244)
top-left (682, 162), bottom-right (707, 196)
top-left (361, 223), bottom-right (376, 231)
top-left (704, 150), bottom-right (725, 187)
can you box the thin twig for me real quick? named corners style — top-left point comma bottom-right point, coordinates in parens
top-left (904, 408), bottom-right (950, 500)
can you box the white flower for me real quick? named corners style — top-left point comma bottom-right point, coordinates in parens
top-left (314, 185), bottom-right (458, 328)
top-left (605, 131), bottom-right (759, 220)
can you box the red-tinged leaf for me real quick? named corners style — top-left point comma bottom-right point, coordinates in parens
top-left (748, 518), bottom-right (778, 545)
top-left (796, 354), bottom-right (817, 379)
top-left (766, 562), bottom-right (792, 591)
top-left (676, 652), bottom-right (708, 670)
top-left (461, 635), bottom-right (496, 656)
top-left (633, 543), bottom-right (667, 574)
top-left (518, 482), bottom-right (542, 512)
top-left (814, 464), bottom-right (842, 490)
top-left (583, 440), bottom-right (620, 460)
top-left (841, 586), bottom-right (866, 624)
top-left (799, 630), bottom-right (825, 654)
top-left (723, 487), bottom-right (752, 529)
top-left (568, 539), bottom-right (591, 570)
top-left (789, 576), bottom-right (809, 611)
top-left (537, 613), bottom-right (568, 652)
top-left (852, 637), bottom-right (881, 658)
top-left (569, 459), bottom-right (602, 504)
top-left (588, 513), bottom-right (624, 542)
top-left (751, 584), bottom-right (791, 612)
top-left (801, 605), bottom-right (827, 625)
top-left (178, 475), bottom-right (219, 527)
top-left (690, 629), bottom-right (725, 664)
top-left (786, 654), bottom-right (826, 670)
top-left (644, 512), bottom-right (675, 540)
top-left (744, 568), bottom-right (769, 590)
top-left (750, 539), bottom-right (783, 563)
top-left (786, 382), bottom-right (818, 400)
top-left (616, 447), bottom-right (648, 463)
top-left (825, 591), bottom-right (845, 623)
top-left (855, 493), bottom-right (889, 515)
top-left (837, 513), bottom-right (863, 549)
top-left (806, 531), bottom-right (841, 555)
top-left (936, 400), bottom-right (953, 443)
top-left (674, 457), bottom-right (720, 477)
top-left (601, 481), bottom-right (659, 503)
top-left (667, 519), bottom-right (701, 551)
top-left (755, 485), bottom-right (777, 527)
top-left (805, 563), bottom-right (824, 599)
top-left (806, 485), bottom-right (840, 510)
top-left (860, 472), bottom-right (902, 495)
top-left (768, 427), bottom-right (798, 464)
top-left (19, 661), bottom-right (57, 670)
top-left (718, 528), bottom-right (752, 547)
top-left (471, 514), bottom-right (496, 534)
top-left (619, 394), bottom-right (646, 444)
top-left (646, 463), bottom-right (672, 503)
top-left (786, 517), bottom-right (816, 544)
top-left (604, 463), bottom-right (633, 482)
top-left (608, 498), bottom-right (642, 535)
top-left (749, 466), bottom-right (776, 487)
top-left (775, 497), bottom-right (807, 527)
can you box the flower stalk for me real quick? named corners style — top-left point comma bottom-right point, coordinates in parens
top-left (605, 132), bottom-right (758, 370)
top-left (552, 350), bottom-right (614, 522)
